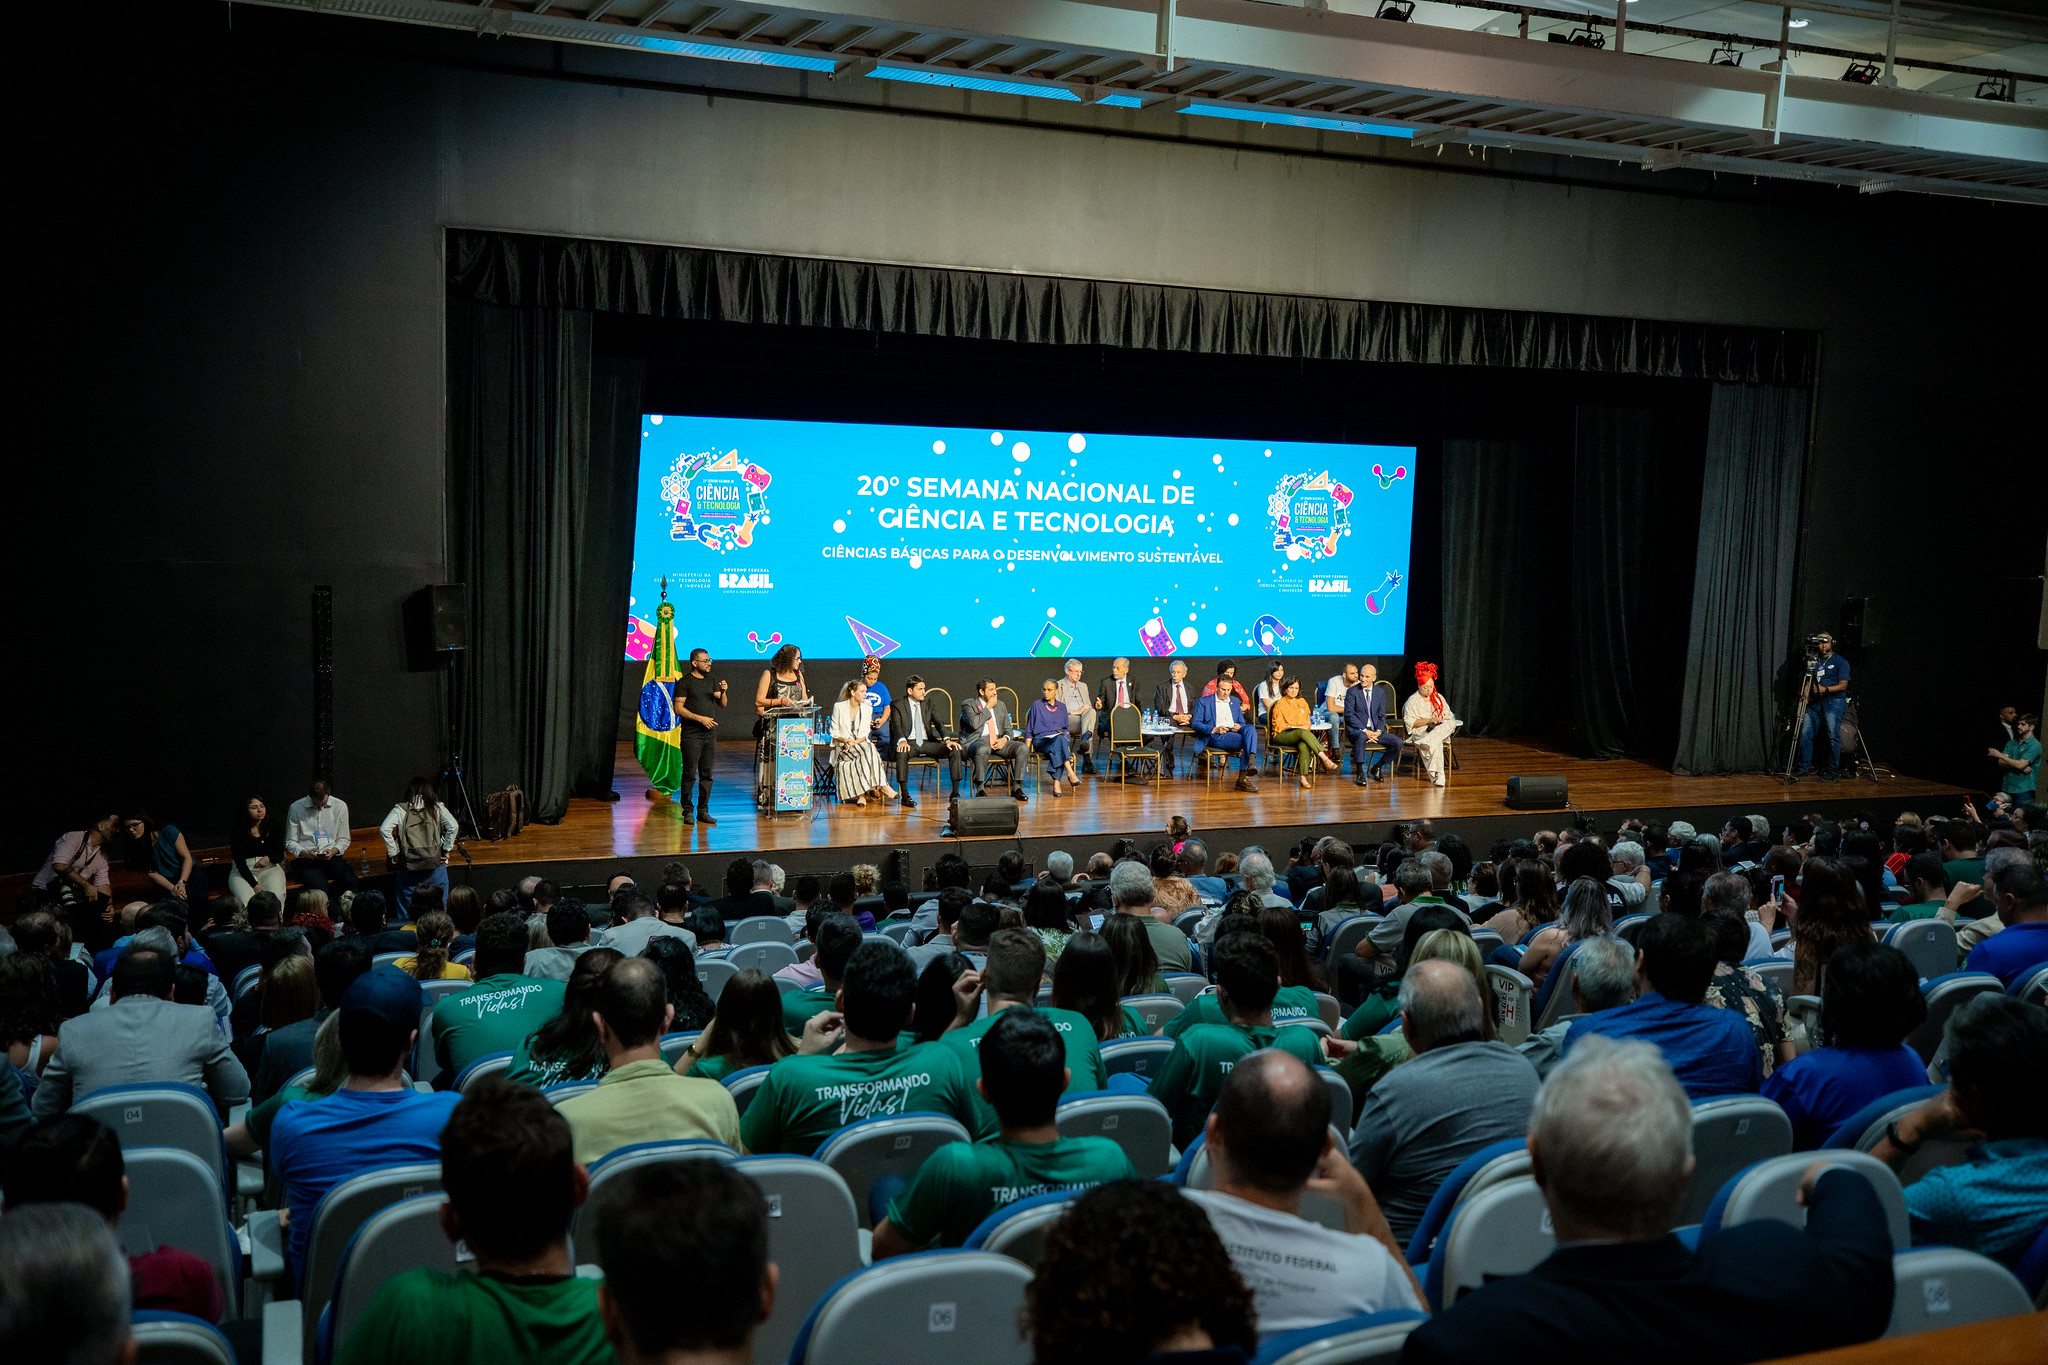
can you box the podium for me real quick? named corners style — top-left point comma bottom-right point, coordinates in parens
top-left (768, 713), bottom-right (817, 812)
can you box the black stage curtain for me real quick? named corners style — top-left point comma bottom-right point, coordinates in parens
top-left (1441, 439), bottom-right (1571, 737)
top-left (448, 299), bottom-right (641, 823)
top-left (1673, 384), bottom-right (1810, 775)
top-left (448, 230), bottom-right (1817, 385)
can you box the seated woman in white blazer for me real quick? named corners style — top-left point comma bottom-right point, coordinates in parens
top-left (829, 679), bottom-right (898, 808)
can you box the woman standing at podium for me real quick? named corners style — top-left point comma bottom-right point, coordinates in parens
top-left (753, 643), bottom-right (810, 805)
top-left (828, 679), bottom-right (896, 807)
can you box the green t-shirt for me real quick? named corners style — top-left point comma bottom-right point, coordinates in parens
top-left (1333, 1034), bottom-right (1413, 1111)
top-left (1341, 985), bottom-right (1402, 1041)
top-left (1887, 899), bottom-right (1946, 925)
top-left (334, 1267), bottom-right (610, 1365)
top-left (882, 1135), bottom-right (1136, 1249)
top-left (1148, 1021), bottom-right (1326, 1147)
top-left (1942, 856), bottom-right (1984, 893)
top-left (430, 975), bottom-right (567, 1076)
top-left (686, 1052), bottom-right (743, 1083)
top-left (939, 1006), bottom-right (1109, 1130)
top-left (2001, 735), bottom-right (2040, 795)
top-left (1119, 1004), bottom-right (1151, 1037)
top-left (504, 1034), bottom-right (608, 1090)
top-left (246, 1084), bottom-right (319, 1152)
top-left (781, 986), bottom-right (838, 1036)
top-left (739, 1042), bottom-right (989, 1155)
top-left (1165, 986), bottom-right (1320, 1039)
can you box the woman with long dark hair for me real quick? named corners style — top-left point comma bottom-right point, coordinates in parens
top-left (1790, 856), bottom-right (1877, 996)
top-left (754, 643), bottom-right (810, 803)
top-left (1150, 844), bottom-right (1200, 915)
top-left (227, 795), bottom-right (287, 905)
top-left (1023, 878), bottom-right (1076, 961)
top-left (681, 968), bottom-right (796, 1080)
top-left (1518, 878), bottom-right (1614, 992)
top-left (1100, 911), bottom-right (1167, 999)
top-left (906, 952), bottom-right (974, 1044)
top-left (641, 936), bottom-right (717, 1032)
top-left (123, 809), bottom-right (209, 909)
top-left (1485, 860), bottom-right (1559, 941)
top-left (508, 948), bottom-right (623, 1088)
top-left (1051, 931), bottom-right (1149, 1040)
top-left (378, 777), bottom-right (457, 918)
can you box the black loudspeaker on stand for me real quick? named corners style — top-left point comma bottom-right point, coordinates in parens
top-left (947, 795), bottom-right (1021, 837)
top-left (1506, 775), bottom-right (1569, 810)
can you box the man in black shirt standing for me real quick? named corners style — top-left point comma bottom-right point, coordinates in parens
top-left (674, 647), bottom-right (728, 827)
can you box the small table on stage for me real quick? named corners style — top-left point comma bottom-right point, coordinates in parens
top-left (1142, 722), bottom-right (1194, 776)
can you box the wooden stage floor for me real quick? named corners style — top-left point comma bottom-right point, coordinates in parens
top-left (454, 739), bottom-right (1967, 886)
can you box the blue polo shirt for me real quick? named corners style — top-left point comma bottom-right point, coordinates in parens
top-left (270, 1086), bottom-right (461, 1286)
top-left (1905, 1137), bottom-right (2048, 1266)
top-left (1964, 921), bottom-right (2048, 989)
top-left (865, 681), bottom-right (893, 745)
top-left (1761, 1044), bottom-right (1928, 1149)
top-left (1562, 991), bottom-right (1761, 1100)
top-left (1810, 654), bottom-right (1849, 693)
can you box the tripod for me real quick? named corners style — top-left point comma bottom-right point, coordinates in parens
top-left (440, 662), bottom-right (485, 840)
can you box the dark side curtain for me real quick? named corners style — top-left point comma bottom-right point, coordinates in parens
top-left (1441, 439), bottom-right (1571, 736)
top-left (1569, 402), bottom-right (1710, 762)
top-left (448, 298), bottom-right (641, 823)
top-left (1672, 384), bottom-right (1809, 774)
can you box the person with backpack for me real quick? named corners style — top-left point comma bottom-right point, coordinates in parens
top-left (378, 777), bottom-right (459, 918)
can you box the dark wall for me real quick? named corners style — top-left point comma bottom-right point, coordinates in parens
top-left (11, 2), bottom-right (2039, 871)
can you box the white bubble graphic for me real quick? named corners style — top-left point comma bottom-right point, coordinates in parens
top-left (1007, 563), bottom-right (1016, 571)
top-left (1046, 608), bottom-right (1058, 618)
top-left (991, 615), bottom-right (1006, 628)
top-left (1188, 613), bottom-right (1198, 622)
top-left (1215, 622), bottom-right (1228, 635)
top-left (651, 415), bottom-right (663, 425)
top-left (1013, 442), bottom-right (1031, 461)
top-left (1179, 627), bottom-right (1199, 648)
top-left (1068, 433), bottom-right (1086, 453)
top-left (1172, 469), bottom-right (1181, 479)
top-left (1212, 453), bottom-right (1223, 465)
top-left (932, 440), bottom-right (946, 454)
top-left (1070, 458), bottom-right (1078, 468)
top-left (908, 553), bottom-right (923, 569)
top-left (1196, 514), bottom-right (1205, 523)
top-left (990, 431), bottom-right (1004, 444)
top-left (940, 626), bottom-right (949, 635)
top-left (1227, 513), bottom-right (1240, 526)
top-left (1286, 544), bottom-right (1304, 560)
top-left (832, 519), bottom-right (847, 533)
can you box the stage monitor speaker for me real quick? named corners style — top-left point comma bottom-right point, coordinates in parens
top-left (403, 584), bottom-right (469, 670)
top-left (1840, 595), bottom-right (1879, 649)
top-left (1506, 775), bottom-right (1569, 810)
top-left (948, 796), bottom-right (1020, 837)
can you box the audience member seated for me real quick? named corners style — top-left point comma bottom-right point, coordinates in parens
top-left (1149, 933), bottom-right (1325, 1148)
top-left (1789, 856), bottom-right (1878, 996)
top-left (638, 935), bottom-right (716, 1033)
top-left (1699, 917), bottom-right (1793, 1084)
top-left (345, 891), bottom-right (418, 955)
top-left (236, 948), bottom-right (319, 1080)
top-left (1111, 860), bottom-right (1194, 974)
top-left (200, 888), bottom-right (286, 987)
top-left (780, 912), bottom-right (862, 1035)
top-left (904, 952), bottom-right (975, 1045)
top-left (0, 1202), bottom-right (134, 1365)
top-left (227, 927), bottom-right (311, 1043)
top-left (1341, 905), bottom-right (1466, 1039)
top-left (1, 953), bottom-right (63, 1106)
top-left (1101, 909), bottom-right (1170, 1007)
top-left (903, 887), bottom-right (970, 972)
top-left (336, 1079), bottom-right (610, 1365)
top-left (228, 1012), bottom-right (344, 1162)
top-left (1171, 908), bottom-right (1324, 1037)
top-left (92, 912), bottom-right (232, 1028)
top-left (1886, 851), bottom-right (1948, 924)
top-left (938, 930), bottom-right (1108, 1117)
top-left (271, 968), bottom-right (462, 1286)
top-left (1517, 935), bottom-right (1637, 1078)
top-left (1362, 859), bottom-right (1450, 961)
top-left (591, 1160), bottom-right (778, 1365)
top-left (32, 946), bottom-right (249, 1120)
top-left (1185, 1050), bottom-right (1422, 1333)
top-left (1330, 928), bottom-right (1499, 1105)
top-left (556, 958), bottom-right (741, 1163)
top-left (1348, 959), bottom-right (1540, 1244)
top-left (1403, 1037), bottom-right (1894, 1365)
top-left (1025, 1180), bottom-right (1258, 1365)
top-left (432, 913), bottom-right (567, 1079)
top-left (1763, 941), bottom-right (1930, 1148)
top-left (252, 938), bottom-right (365, 1100)
top-left (1868, 993), bottom-right (2048, 1266)
top-left (598, 888), bottom-right (694, 956)
top-left (1963, 858), bottom-right (2048, 987)
top-left (524, 902), bottom-right (599, 982)
top-left (739, 941), bottom-right (985, 1154)
top-left (507, 949), bottom-right (622, 1088)
top-left (679, 968), bottom-right (795, 1081)
top-left (2, 1114), bottom-right (222, 1321)
top-left (1515, 876), bottom-right (1614, 993)
top-left (873, 1008), bottom-right (1134, 1256)
top-left (773, 905), bottom-right (831, 988)
top-left (1562, 913), bottom-right (1760, 1100)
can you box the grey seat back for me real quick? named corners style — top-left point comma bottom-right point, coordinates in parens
top-left (1313, 992), bottom-right (1343, 1029)
top-left (1055, 1093), bottom-right (1173, 1179)
top-left (326, 1193), bottom-right (462, 1356)
top-left (697, 958), bottom-right (738, 1003)
top-left (1188, 1128), bottom-right (1349, 1231)
top-left (1324, 916), bottom-right (1377, 963)
top-left (1321, 1066), bottom-right (1353, 1135)
top-left (1744, 959), bottom-right (1794, 995)
top-left (1714, 1151), bottom-right (1910, 1249)
top-left (455, 1054), bottom-right (514, 1093)
top-left (2012, 962), bottom-right (2048, 1007)
top-left (731, 916), bottom-right (795, 946)
top-left (1438, 1176), bottom-right (1554, 1308)
top-left (976, 1197), bottom-right (1074, 1270)
top-left (75, 1085), bottom-right (225, 1185)
top-left (119, 1148), bottom-right (236, 1320)
top-left (659, 1031), bottom-right (703, 1068)
top-left (412, 979), bottom-right (472, 1087)
top-left (725, 1067), bottom-right (773, 1116)
top-left (1164, 973), bottom-right (1209, 1005)
top-left (727, 941), bottom-right (798, 975)
top-left (1884, 1247), bottom-right (2032, 1337)
top-left (1484, 965), bottom-right (1534, 1046)
top-left (1908, 974), bottom-right (2003, 1062)
top-left (1265, 1316), bottom-right (1424, 1364)
top-left (1100, 1037), bottom-right (1176, 1080)
top-left (1852, 1093), bottom-right (1973, 1184)
top-left (800, 1250), bottom-right (1033, 1365)
top-left (1121, 993), bottom-right (1184, 1033)
top-left (544, 1081), bottom-right (600, 1107)
top-left (1681, 1097), bottom-right (1793, 1225)
top-left (575, 1140), bottom-right (739, 1243)
top-left (733, 1157), bottom-right (863, 1365)
top-left (302, 1163), bottom-right (442, 1360)
top-left (132, 1314), bottom-right (235, 1365)
top-left (814, 1114), bottom-right (972, 1230)
top-left (1883, 920), bottom-right (1958, 980)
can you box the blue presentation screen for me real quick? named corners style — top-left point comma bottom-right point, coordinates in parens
top-left (625, 415), bottom-right (1417, 665)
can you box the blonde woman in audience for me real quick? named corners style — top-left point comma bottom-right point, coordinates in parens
top-left (226, 1011), bottom-right (346, 1160)
top-left (1328, 928), bottom-right (1497, 1106)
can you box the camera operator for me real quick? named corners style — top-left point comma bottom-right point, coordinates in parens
top-left (1795, 632), bottom-right (1851, 782)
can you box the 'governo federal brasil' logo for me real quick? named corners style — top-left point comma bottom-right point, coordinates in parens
top-left (1268, 470), bottom-right (1354, 561)
top-left (664, 449), bottom-right (773, 555)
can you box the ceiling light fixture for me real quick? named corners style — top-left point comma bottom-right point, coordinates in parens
top-left (641, 37), bottom-right (838, 71)
top-left (1377, 0), bottom-right (1417, 21)
top-left (1841, 58), bottom-right (1882, 83)
top-left (1181, 102), bottom-right (1417, 137)
top-left (1787, 18), bottom-right (1810, 27)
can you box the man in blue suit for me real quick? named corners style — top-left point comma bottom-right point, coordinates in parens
top-left (1192, 666), bottom-right (1261, 793)
top-left (1343, 663), bottom-right (1403, 784)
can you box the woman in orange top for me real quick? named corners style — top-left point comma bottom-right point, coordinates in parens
top-left (1269, 677), bottom-right (1339, 789)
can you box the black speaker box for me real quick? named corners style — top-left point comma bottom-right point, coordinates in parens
top-left (948, 795), bottom-right (1020, 836)
top-left (403, 584), bottom-right (469, 669)
top-left (1506, 775), bottom-right (1569, 810)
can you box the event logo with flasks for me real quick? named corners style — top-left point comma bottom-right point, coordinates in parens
top-left (664, 449), bottom-right (773, 554)
top-left (1268, 470), bottom-right (1354, 560)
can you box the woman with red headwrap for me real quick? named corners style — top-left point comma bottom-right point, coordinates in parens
top-left (1401, 662), bottom-right (1460, 787)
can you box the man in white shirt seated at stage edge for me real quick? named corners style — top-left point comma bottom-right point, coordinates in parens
top-left (285, 778), bottom-right (357, 898)
top-left (1186, 1049), bottom-right (1424, 1334)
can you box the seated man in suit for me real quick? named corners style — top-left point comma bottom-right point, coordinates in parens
top-left (1403, 1037), bottom-right (1894, 1365)
top-left (1191, 663), bottom-right (1261, 793)
top-left (959, 677), bottom-right (1027, 802)
top-left (1152, 659), bottom-right (1197, 775)
top-left (1342, 664), bottom-right (1404, 784)
top-left (889, 675), bottom-right (963, 810)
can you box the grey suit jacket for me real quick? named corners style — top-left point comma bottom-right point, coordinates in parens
top-left (959, 699), bottom-right (1016, 750)
top-left (33, 995), bottom-right (251, 1120)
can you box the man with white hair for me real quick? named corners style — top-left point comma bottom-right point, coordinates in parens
top-left (1703, 871), bottom-right (1775, 962)
top-left (1403, 1037), bottom-right (1894, 1363)
top-left (1111, 860), bottom-right (1193, 973)
top-left (1238, 850), bottom-right (1290, 910)
top-left (1044, 850), bottom-right (1075, 888)
top-left (0, 1202), bottom-right (134, 1365)
top-left (1348, 960), bottom-right (1540, 1243)
top-left (1517, 936), bottom-right (1636, 1078)
top-left (1607, 842), bottom-right (1650, 908)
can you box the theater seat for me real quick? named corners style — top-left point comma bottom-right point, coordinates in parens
top-left (1427, 1175), bottom-right (1552, 1310)
top-left (450, 1052), bottom-right (514, 1093)
top-left (1883, 1247), bottom-right (2032, 1337)
top-left (1698, 1151), bottom-right (1910, 1250)
top-left (542, 1080), bottom-right (599, 1108)
top-left (1484, 965), bottom-right (1534, 1047)
top-left (120, 1147), bottom-right (239, 1322)
top-left (658, 1031), bottom-right (702, 1069)
top-left (1820, 1083), bottom-right (1972, 1187)
top-left (267, 1162), bottom-right (442, 1365)
top-left (1882, 919), bottom-right (1959, 981)
top-left (721, 1064), bottom-right (775, 1116)
top-left (729, 916), bottom-right (795, 946)
top-left (1403, 1138), bottom-right (1529, 1267)
top-left (74, 1084), bottom-right (228, 1197)
top-left (1055, 1091), bottom-right (1173, 1178)
top-left (1252, 1309), bottom-right (1427, 1365)
top-left (726, 941), bottom-right (798, 975)
top-left (574, 1139), bottom-right (738, 1243)
top-left (317, 1193), bottom-right (458, 1365)
top-left (730, 1156), bottom-right (863, 1365)
top-left (132, 1311), bottom-right (236, 1365)
top-left (696, 958), bottom-right (738, 1003)
top-left (964, 1188), bottom-right (1080, 1268)
top-left (1177, 1129), bottom-right (1349, 1232)
top-left (1322, 916), bottom-right (1377, 964)
top-left (2011, 962), bottom-right (2048, 1007)
top-left (813, 1114), bottom-right (971, 1230)
top-left (1678, 1097), bottom-right (1792, 1226)
top-left (1121, 993), bottom-right (1185, 1032)
top-left (1099, 1036), bottom-right (1175, 1081)
top-left (787, 1249), bottom-right (1033, 1365)
top-left (1907, 973), bottom-right (2003, 1064)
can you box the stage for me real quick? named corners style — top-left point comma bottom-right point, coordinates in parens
top-left (441, 738), bottom-right (1969, 894)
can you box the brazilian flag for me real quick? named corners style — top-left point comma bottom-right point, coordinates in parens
top-left (636, 598), bottom-right (686, 797)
